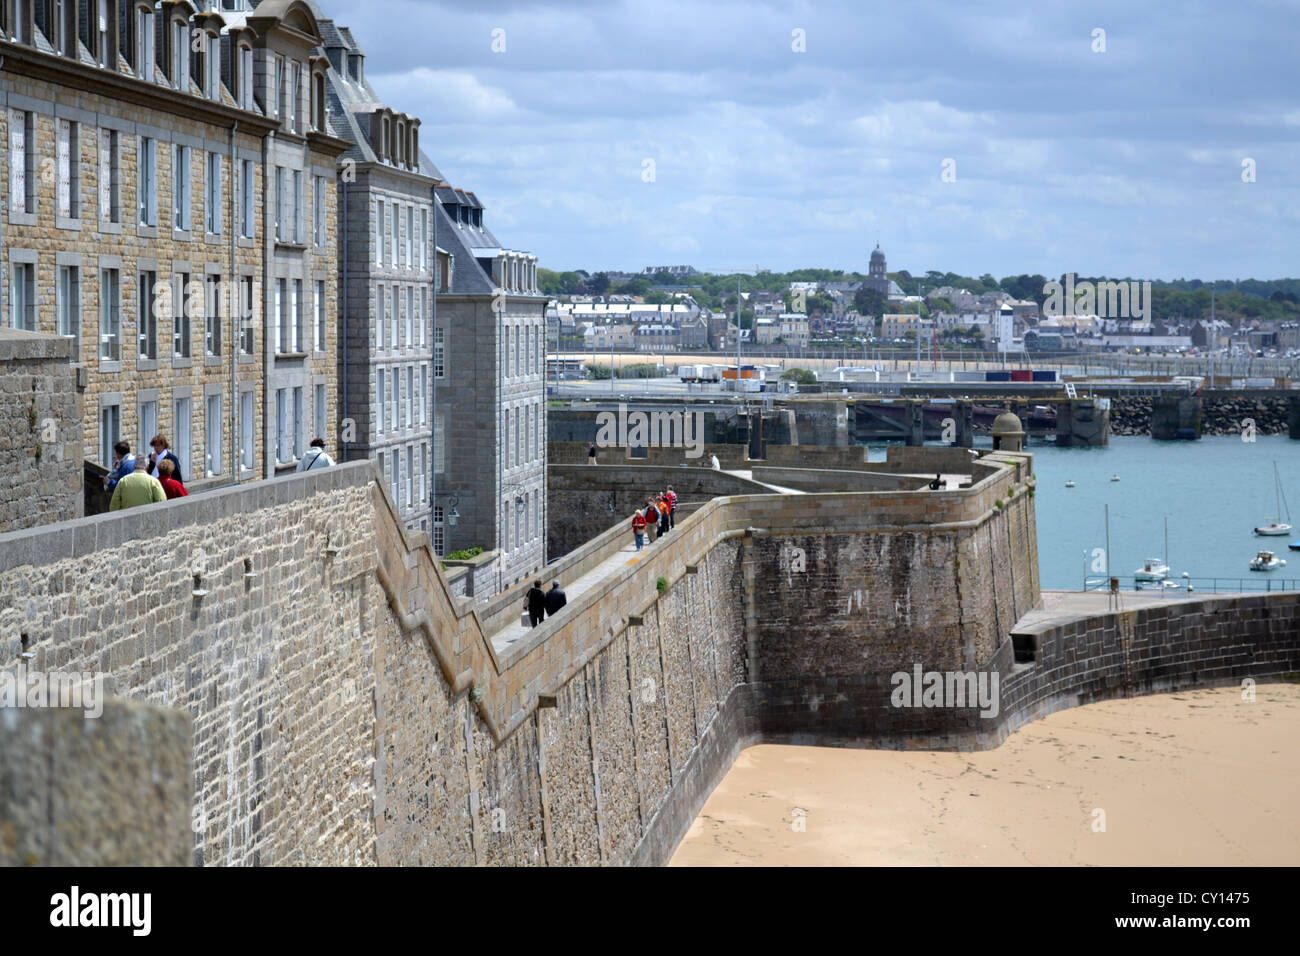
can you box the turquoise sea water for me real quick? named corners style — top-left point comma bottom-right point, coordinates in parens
top-left (1025, 435), bottom-right (1300, 589)
top-left (868, 435), bottom-right (1300, 589)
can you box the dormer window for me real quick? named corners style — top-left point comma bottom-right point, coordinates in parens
top-left (312, 72), bottom-right (325, 130)
top-left (394, 121), bottom-right (404, 165)
top-left (290, 61), bottom-right (302, 133)
top-left (205, 33), bottom-right (221, 99)
top-left (134, 3), bottom-right (154, 82)
top-left (170, 17), bottom-right (188, 89)
top-left (237, 44), bottom-right (253, 109)
top-left (53, 0), bottom-right (73, 56)
top-left (409, 126), bottom-right (418, 170)
top-left (274, 55), bottom-right (285, 119)
top-left (94, 0), bottom-right (115, 68)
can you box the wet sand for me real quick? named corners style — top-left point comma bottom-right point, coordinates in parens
top-left (670, 683), bottom-right (1300, 866)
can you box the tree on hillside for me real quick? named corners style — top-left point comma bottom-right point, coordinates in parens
top-left (854, 287), bottom-right (887, 319)
top-left (587, 272), bottom-right (611, 295)
top-left (780, 367), bottom-right (818, 385)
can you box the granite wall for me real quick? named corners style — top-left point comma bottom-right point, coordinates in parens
top-left (0, 330), bottom-right (83, 533)
top-left (6, 449), bottom-right (1288, 868)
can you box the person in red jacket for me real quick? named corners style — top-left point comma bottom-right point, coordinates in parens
top-left (157, 458), bottom-right (188, 500)
top-left (665, 486), bottom-right (678, 529)
top-left (631, 510), bottom-right (647, 550)
top-left (644, 497), bottom-right (661, 543)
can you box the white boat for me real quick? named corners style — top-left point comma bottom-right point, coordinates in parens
top-left (1065, 480), bottom-right (1075, 488)
top-left (1133, 557), bottom-right (1169, 582)
top-left (1249, 550), bottom-right (1285, 572)
top-left (1109, 474), bottom-right (1120, 482)
top-left (1254, 462), bottom-right (1292, 536)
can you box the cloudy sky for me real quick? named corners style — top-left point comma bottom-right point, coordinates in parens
top-left (322, 0), bottom-right (1300, 282)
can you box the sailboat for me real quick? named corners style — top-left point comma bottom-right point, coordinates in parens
top-left (1134, 517), bottom-right (1178, 587)
top-left (1253, 462), bottom-right (1292, 536)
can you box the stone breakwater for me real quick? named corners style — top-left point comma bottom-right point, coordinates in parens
top-left (1109, 395), bottom-right (1292, 437)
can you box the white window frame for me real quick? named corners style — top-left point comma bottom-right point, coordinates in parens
top-left (291, 278), bottom-right (302, 353)
top-left (205, 152), bottom-right (222, 235)
top-left (205, 392), bottom-right (223, 476)
top-left (138, 136), bottom-right (157, 226)
top-left (10, 262), bottom-right (35, 332)
top-left (240, 390), bottom-right (255, 471)
top-left (173, 273), bottom-right (192, 358)
top-left (57, 265), bottom-right (80, 348)
top-left (138, 270), bottom-right (157, 361)
top-left (292, 169), bottom-right (303, 243)
top-left (314, 175), bottom-right (326, 246)
top-left (174, 397), bottom-right (192, 477)
top-left (240, 159), bottom-right (255, 238)
top-left (98, 268), bottom-right (120, 361)
top-left (172, 144), bottom-right (191, 231)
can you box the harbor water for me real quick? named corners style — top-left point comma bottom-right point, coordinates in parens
top-left (867, 435), bottom-right (1300, 590)
top-left (1017, 435), bottom-right (1298, 589)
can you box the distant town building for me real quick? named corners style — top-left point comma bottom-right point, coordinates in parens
top-left (641, 265), bottom-right (697, 277)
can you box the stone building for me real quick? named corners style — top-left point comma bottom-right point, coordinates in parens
top-left (225, 0), bottom-right (349, 480)
top-left (432, 183), bottom-right (546, 587)
top-left (0, 0), bottom-right (345, 497)
top-left (319, 15), bottom-right (439, 534)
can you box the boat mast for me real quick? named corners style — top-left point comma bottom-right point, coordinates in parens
top-left (1105, 503), bottom-right (1111, 584)
top-left (1275, 461), bottom-right (1283, 523)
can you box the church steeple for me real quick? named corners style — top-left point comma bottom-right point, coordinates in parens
top-left (869, 243), bottom-right (886, 280)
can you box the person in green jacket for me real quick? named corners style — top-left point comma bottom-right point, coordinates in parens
top-left (109, 458), bottom-right (166, 511)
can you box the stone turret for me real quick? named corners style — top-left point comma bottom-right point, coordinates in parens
top-left (992, 410), bottom-right (1025, 452)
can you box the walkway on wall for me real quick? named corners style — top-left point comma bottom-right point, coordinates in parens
top-left (494, 531), bottom-right (689, 652)
top-left (722, 469), bottom-right (805, 494)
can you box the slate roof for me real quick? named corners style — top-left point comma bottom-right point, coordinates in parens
top-left (318, 17), bottom-right (438, 178)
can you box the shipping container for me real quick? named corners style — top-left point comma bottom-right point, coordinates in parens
top-left (1031, 370), bottom-right (1058, 382)
top-left (1010, 369), bottom-right (1033, 382)
top-left (985, 371), bottom-right (1012, 382)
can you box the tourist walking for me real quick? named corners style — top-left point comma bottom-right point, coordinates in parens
top-left (588, 442), bottom-right (598, 465)
top-left (157, 459), bottom-right (188, 500)
top-left (644, 498), bottom-right (660, 543)
top-left (103, 441), bottom-right (135, 492)
top-left (665, 485), bottom-right (677, 529)
top-left (109, 459), bottom-right (165, 511)
top-left (632, 509), bottom-right (647, 550)
top-left (710, 452), bottom-right (721, 470)
top-left (297, 437), bottom-right (336, 471)
top-left (147, 434), bottom-right (184, 484)
top-left (525, 580), bottom-right (548, 627)
top-left (656, 494), bottom-right (670, 536)
top-left (545, 580), bottom-right (568, 616)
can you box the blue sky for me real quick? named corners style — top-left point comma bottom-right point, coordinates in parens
top-left (322, 0), bottom-right (1300, 281)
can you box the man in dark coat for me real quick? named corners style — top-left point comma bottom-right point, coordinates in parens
top-left (525, 580), bottom-right (547, 627)
top-left (545, 580), bottom-right (567, 617)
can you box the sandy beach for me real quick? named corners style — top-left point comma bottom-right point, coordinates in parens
top-left (670, 683), bottom-right (1300, 866)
